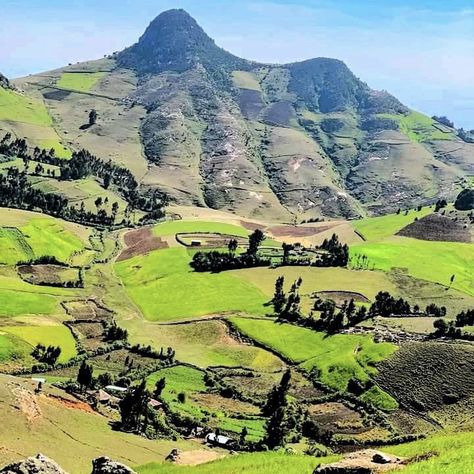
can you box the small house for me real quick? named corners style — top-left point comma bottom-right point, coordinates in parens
top-left (206, 433), bottom-right (234, 448)
top-left (191, 240), bottom-right (202, 247)
top-left (148, 398), bottom-right (163, 410)
top-left (104, 385), bottom-right (128, 395)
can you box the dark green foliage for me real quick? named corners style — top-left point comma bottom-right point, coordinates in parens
top-left (319, 234), bottom-right (349, 267)
top-left (77, 360), bottom-right (94, 391)
top-left (89, 109), bottom-right (97, 126)
top-left (262, 369), bottom-right (291, 416)
top-left (433, 319), bottom-right (461, 338)
top-left (369, 291), bottom-right (411, 317)
top-left (248, 229), bottom-right (265, 256)
top-left (454, 189), bottom-right (474, 211)
top-left (31, 344), bottom-right (61, 366)
top-left (425, 303), bottom-right (447, 318)
top-left (153, 377), bottom-right (166, 399)
top-left (104, 322), bottom-right (128, 342)
top-left (455, 309), bottom-right (474, 327)
top-left (190, 250), bottom-right (270, 272)
top-left (119, 380), bottom-right (150, 432)
top-left (272, 276), bottom-right (286, 314)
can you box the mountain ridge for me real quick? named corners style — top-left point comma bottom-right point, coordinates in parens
top-left (4, 9), bottom-right (473, 221)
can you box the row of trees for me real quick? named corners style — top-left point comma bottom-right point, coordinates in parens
top-left (191, 229), bottom-right (268, 272)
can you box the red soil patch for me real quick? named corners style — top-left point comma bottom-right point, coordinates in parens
top-left (269, 224), bottom-right (333, 237)
top-left (46, 394), bottom-right (97, 414)
top-left (240, 220), bottom-right (266, 232)
top-left (117, 227), bottom-right (168, 261)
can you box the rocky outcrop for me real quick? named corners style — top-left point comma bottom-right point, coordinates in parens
top-left (0, 454), bottom-right (69, 474)
top-left (314, 449), bottom-right (405, 473)
top-left (0, 455), bottom-right (136, 474)
top-left (0, 73), bottom-right (10, 89)
top-left (91, 457), bottom-right (136, 474)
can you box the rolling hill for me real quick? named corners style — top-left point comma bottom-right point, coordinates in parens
top-left (2, 9), bottom-right (470, 222)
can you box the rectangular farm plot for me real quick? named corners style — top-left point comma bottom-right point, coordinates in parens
top-left (57, 72), bottom-right (106, 92)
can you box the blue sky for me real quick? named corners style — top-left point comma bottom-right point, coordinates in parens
top-left (2, 0), bottom-right (473, 128)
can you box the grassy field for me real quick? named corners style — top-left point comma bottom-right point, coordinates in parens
top-left (230, 265), bottom-right (398, 305)
top-left (378, 111), bottom-right (455, 142)
top-left (2, 324), bottom-right (77, 363)
top-left (351, 237), bottom-right (474, 296)
top-left (137, 451), bottom-right (340, 474)
top-left (232, 71), bottom-right (262, 91)
top-left (229, 317), bottom-right (397, 409)
top-left (0, 332), bottom-right (31, 363)
top-left (115, 247), bottom-right (268, 321)
top-left (352, 207), bottom-right (432, 241)
top-left (57, 72), bottom-right (106, 92)
top-left (0, 375), bottom-right (199, 474)
top-left (0, 87), bottom-right (52, 125)
top-left (147, 365), bottom-right (266, 440)
top-left (123, 320), bottom-right (284, 371)
top-left (386, 430), bottom-right (474, 473)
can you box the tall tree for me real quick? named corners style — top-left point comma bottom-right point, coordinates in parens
top-left (77, 360), bottom-right (94, 392)
top-left (248, 229), bottom-right (265, 256)
top-left (273, 276), bottom-right (286, 315)
top-left (89, 109), bottom-right (98, 126)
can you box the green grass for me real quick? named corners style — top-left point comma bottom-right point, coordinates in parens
top-left (0, 227), bottom-right (34, 264)
top-left (153, 220), bottom-right (250, 238)
top-left (19, 218), bottom-right (84, 262)
top-left (351, 237), bottom-right (474, 296)
top-left (56, 72), bottom-right (106, 92)
top-left (34, 138), bottom-right (72, 159)
top-left (124, 320), bottom-right (284, 371)
top-left (229, 318), bottom-right (397, 409)
top-left (0, 88), bottom-right (52, 125)
top-left (0, 332), bottom-right (31, 363)
top-left (137, 451), bottom-right (340, 474)
top-left (0, 289), bottom-right (58, 317)
top-left (386, 430), bottom-right (474, 473)
top-left (232, 71), bottom-right (262, 91)
top-left (352, 207), bottom-right (432, 241)
top-left (147, 365), bottom-right (266, 440)
top-left (115, 247), bottom-right (267, 321)
top-left (378, 111), bottom-right (455, 142)
top-left (2, 324), bottom-right (77, 363)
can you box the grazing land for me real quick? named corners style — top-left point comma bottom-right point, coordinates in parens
top-left (57, 72), bottom-right (106, 92)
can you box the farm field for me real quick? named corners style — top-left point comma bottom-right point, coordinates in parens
top-left (147, 365), bottom-right (267, 441)
top-left (352, 207), bottom-right (432, 241)
top-left (115, 247), bottom-right (268, 321)
top-left (1, 324), bottom-right (77, 363)
top-left (351, 237), bottom-right (474, 296)
top-left (56, 72), bottom-right (106, 92)
top-left (123, 319), bottom-right (284, 370)
top-left (229, 317), bottom-right (398, 409)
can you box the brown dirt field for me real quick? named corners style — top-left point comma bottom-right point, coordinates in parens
top-left (397, 213), bottom-right (471, 242)
top-left (269, 224), bottom-right (334, 237)
top-left (314, 291), bottom-right (370, 304)
top-left (62, 299), bottom-right (113, 321)
top-left (308, 402), bottom-right (366, 435)
top-left (17, 264), bottom-right (79, 285)
top-left (45, 394), bottom-right (97, 415)
top-left (240, 220), bottom-right (266, 232)
top-left (192, 393), bottom-right (260, 415)
top-left (175, 450), bottom-right (224, 466)
top-left (117, 227), bottom-right (168, 261)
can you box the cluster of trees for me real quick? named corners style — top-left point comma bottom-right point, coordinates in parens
top-left (31, 344), bottom-right (61, 366)
top-left (434, 199), bottom-right (448, 212)
top-left (129, 344), bottom-right (176, 363)
top-left (273, 276), bottom-right (302, 321)
top-left (312, 297), bottom-right (368, 332)
top-left (455, 309), bottom-right (474, 327)
top-left (0, 133), bottom-right (167, 225)
top-left (368, 291), bottom-right (411, 317)
top-left (432, 319), bottom-right (462, 339)
top-left (191, 229), bottom-right (268, 272)
top-left (263, 370), bottom-right (302, 449)
top-left (317, 234), bottom-right (349, 267)
top-left (455, 189), bottom-right (474, 211)
top-left (104, 322), bottom-right (129, 342)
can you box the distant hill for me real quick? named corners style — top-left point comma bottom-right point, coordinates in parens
top-left (5, 9), bottom-right (474, 221)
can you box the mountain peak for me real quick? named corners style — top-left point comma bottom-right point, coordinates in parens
top-left (117, 9), bottom-right (248, 75)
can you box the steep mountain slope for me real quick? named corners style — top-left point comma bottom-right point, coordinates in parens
top-left (6, 9), bottom-right (473, 221)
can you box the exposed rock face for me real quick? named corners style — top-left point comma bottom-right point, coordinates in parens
top-left (91, 457), bottom-right (136, 474)
top-left (314, 449), bottom-right (405, 473)
top-left (0, 73), bottom-right (10, 89)
top-left (0, 454), bottom-right (69, 474)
